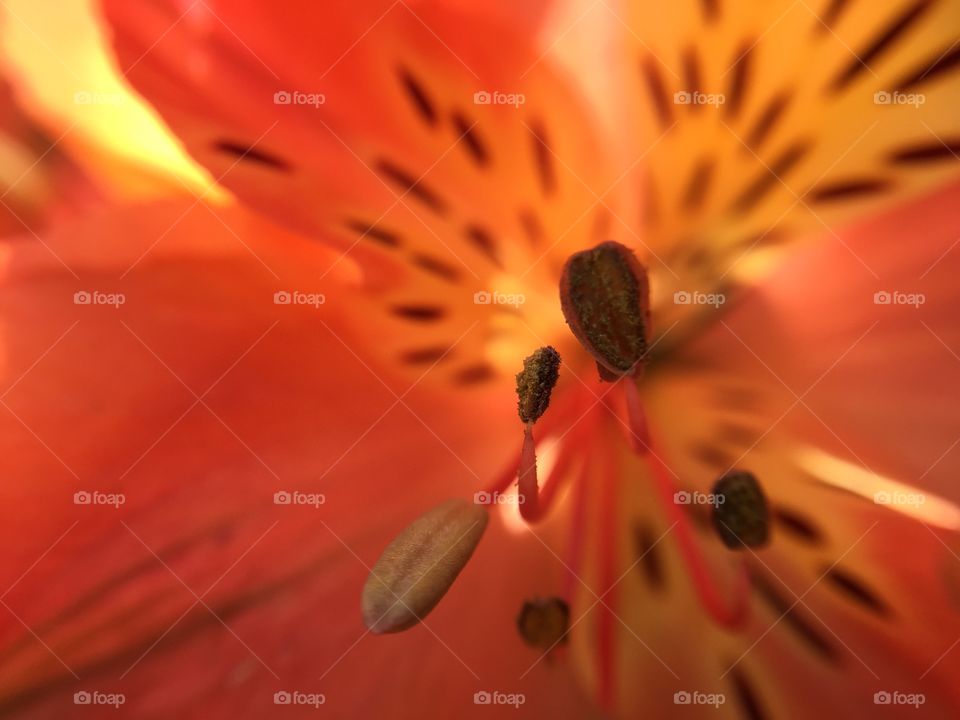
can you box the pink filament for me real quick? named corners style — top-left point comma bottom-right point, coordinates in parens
top-left (518, 424), bottom-right (540, 520)
top-left (597, 440), bottom-right (618, 711)
top-left (623, 377), bottom-right (650, 454)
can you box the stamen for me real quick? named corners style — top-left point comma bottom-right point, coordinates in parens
top-left (712, 470), bottom-right (771, 549)
top-left (515, 347), bottom-right (561, 521)
top-left (362, 499), bottom-right (488, 633)
top-left (559, 241), bottom-right (650, 380)
top-left (516, 597), bottom-right (570, 649)
top-left (645, 440), bottom-right (751, 628)
top-left (516, 346), bottom-right (561, 423)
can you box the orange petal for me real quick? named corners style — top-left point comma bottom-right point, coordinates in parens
top-left (0, 199), bottom-right (582, 716)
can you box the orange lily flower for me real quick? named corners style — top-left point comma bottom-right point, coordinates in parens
top-left (2, 0), bottom-right (960, 717)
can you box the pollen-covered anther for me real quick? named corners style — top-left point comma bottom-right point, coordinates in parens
top-left (516, 346), bottom-right (561, 424)
top-left (516, 597), bottom-right (570, 650)
top-left (514, 347), bottom-right (561, 522)
top-left (559, 241), bottom-right (651, 380)
top-left (362, 499), bottom-right (488, 633)
top-left (711, 470), bottom-right (771, 549)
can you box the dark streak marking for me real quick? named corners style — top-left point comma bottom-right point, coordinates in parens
top-left (518, 208), bottom-right (545, 247)
top-left (728, 667), bottom-right (768, 720)
top-left (641, 57), bottom-right (674, 127)
top-left (344, 219), bottom-right (401, 247)
top-left (829, 0), bottom-right (933, 93)
top-left (213, 140), bottom-right (290, 171)
top-left (826, 568), bottom-right (889, 616)
top-left (807, 178), bottom-right (891, 204)
top-left (889, 139), bottom-right (960, 163)
top-left (400, 346), bottom-right (452, 364)
top-left (732, 140), bottom-right (811, 213)
top-left (816, 0), bottom-right (854, 35)
top-left (724, 43), bottom-right (753, 119)
top-left (700, 0), bottom-right (719, 23)
top-left (527, 122), bottom-right (557, 195)
top-left (743, 92), bottom-right (791, 153)
top-left (896, 43), bottom-right (960, 91)
top-left (690, 442), bottom-right (735, 469)
top-left (464, 223), bottom-right (501, 267)
top-left (453, 363), bottom-right (497, 385)
top-left (634, 524), bottom-right (666, 591)
top-left (774, 507), bottom-right (824, 545)
top-left (753, 572), bottom-right (840, 662)
top-left (735, 227), bottom-right (791, 249)
top-left (375, 159), bottom-right (448, 214)
top-left (716, 422), bottom-right (757, 447)
top-left (683, 47), bottom-right (703, 112)
top-left (398, 67), bottom-right (438, 126)
top-left (390, 304), bottom-right (446, 321)
top-left (682, 156), bottom-right (716, 210)
top-left (410, 253), bottom-right (462, 282)
top-left (451, 112), bottom-right (489, 166)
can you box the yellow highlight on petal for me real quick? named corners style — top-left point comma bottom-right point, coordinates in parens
top-left (0, 0), bottom-right (217, 196)
top-left (795, 445), bottom-right (960, 531)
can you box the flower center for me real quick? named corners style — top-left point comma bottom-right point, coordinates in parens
top-left (363, 240), bottom-right (772, 707)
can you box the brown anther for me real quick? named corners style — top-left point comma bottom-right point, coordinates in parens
top-left (559, 241), bottom-right (651, 380)
top-left (516, 597), bottom-right (570, 649)
top-left (711, 470), bottom-right (770, 550)
top-left (516, 346), bottom-right (561, 424)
